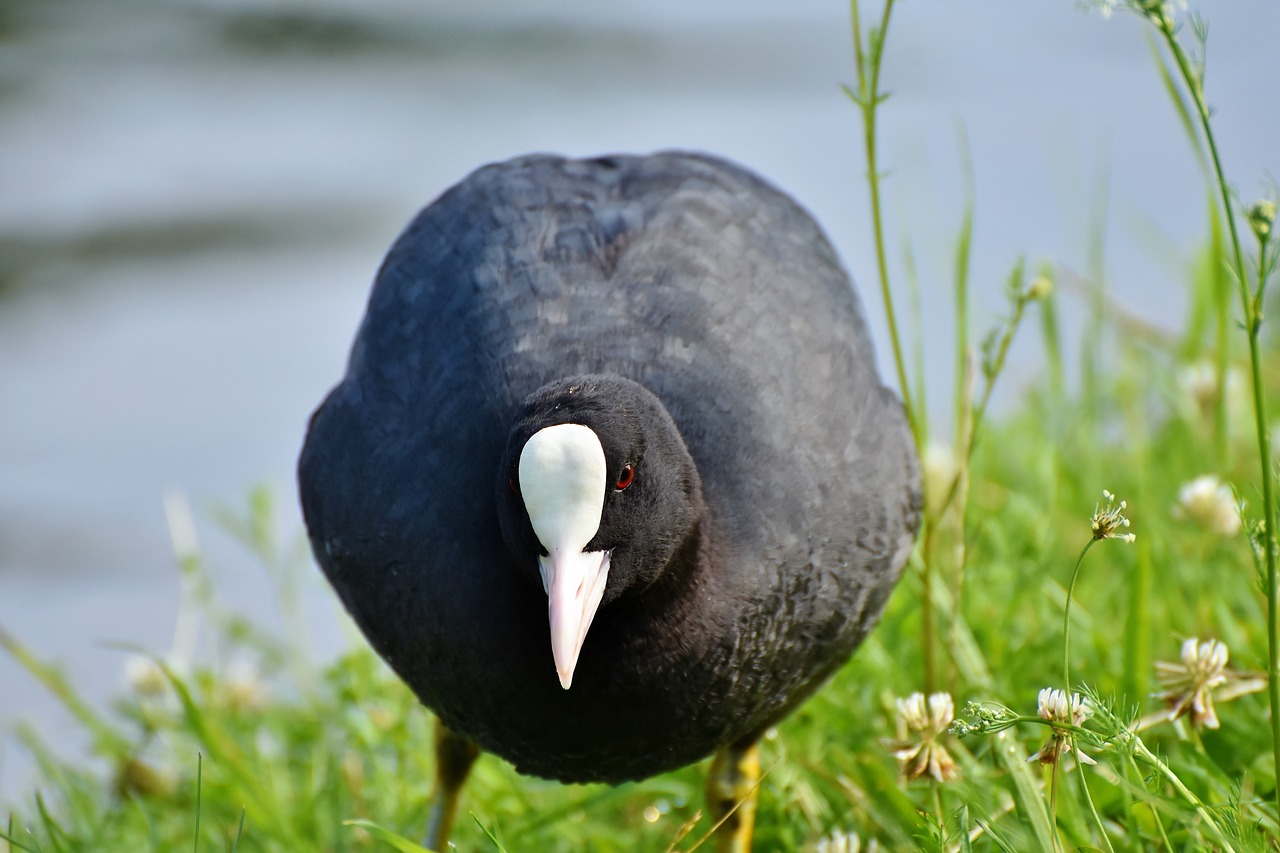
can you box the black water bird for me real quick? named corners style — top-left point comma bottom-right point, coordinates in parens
top-left (298, 152), bottom-right (921, 850)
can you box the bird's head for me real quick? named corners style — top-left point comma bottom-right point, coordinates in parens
top-left (496, 374), bottom-right (701, 690)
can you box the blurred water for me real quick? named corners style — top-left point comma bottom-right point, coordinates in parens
top-left (1, 0), bottom-right (1276, 804)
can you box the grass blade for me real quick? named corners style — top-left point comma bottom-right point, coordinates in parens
top-left (343, 819), bottom-right (435, 852)
top-left (995, 732), bottom-right (1057, 852)
top-left (0, 629), bottom-right (130, 758)
top-left (470, 813), bottom-right (509, 852)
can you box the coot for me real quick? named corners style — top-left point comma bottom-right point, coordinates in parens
top-left (299, 152), bottom-right (920, 850)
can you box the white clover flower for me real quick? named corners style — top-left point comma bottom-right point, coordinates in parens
top-left (812, 830), bottom-right (878, 853)
top-left (123, 654), bottom-right (168, 699)
top-left (921, 442), bottom-right (960, 518)
top-left (220, 659), bottom-right (270, 714)
top-left (1153, 638), bottom-right (1266, 730)
top-left (1173, 475), bottom-right (1242, 537)
top-left (1029, 688), bottom-right (1096, 767)
top-left (888, 692), bottom-right (958, 782)
top-left (1179, 361), bottom-right (1215, 411)
top-left (1178, 360), bottom-right (1247, 426)
top-left (1091, 490), bottom-right (1135, 543)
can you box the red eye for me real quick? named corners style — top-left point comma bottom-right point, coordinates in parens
top-left (615, 464), bottom-right (635, 491)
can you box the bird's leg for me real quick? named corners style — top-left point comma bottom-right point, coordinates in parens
top-left (424, 720), bottom-right (480, 851)
top-left (705, 738), bottom-right (761, 853)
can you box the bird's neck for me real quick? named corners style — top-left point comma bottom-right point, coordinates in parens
top-left (607, 516), bottom-right (716, 636)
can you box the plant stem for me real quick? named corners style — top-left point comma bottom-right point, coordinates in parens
top-left (852, 0), bottom-right (931, 693)
top-left (1247, 234), bottom-right (1280, 818)
top-left (921, 527), bottom-right (937, 693)
top-left (930, 781), bottom-right (944, 839)
top-left (850, 0), bottom-right (916, 446)
top-left (1130, 737), bottom-right (1236, 852)
top-left (1063, 539), bottom-right (1097, 695)
top-left (1152, 11), bottom-right (1280, 820)
top-left (966, 271), bottom-right (1027, 457)
top-left (1048, 764), bottom-right (1062, 853)
top-left (1124, 754), bottom-right (1174, 852)
top-left (1212, 210), bottom-right (1229, 467)
top-left (934, 265), bottom-right (1033, 521)
top-left (954, 132), bottom-right (975, 447)
top-left (945, 353), bottom-right (977, 692)
top-left (194, 752), bottom-right (203, 853)
top-left (1077, 767), bottom-right (1115, 853)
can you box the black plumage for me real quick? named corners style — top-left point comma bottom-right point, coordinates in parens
top-left (298, 152), bottom-right (921, 786)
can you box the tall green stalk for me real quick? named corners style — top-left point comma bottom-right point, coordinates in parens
top-left (953, 129), bottom-right (975, 448)
top-left (848, 0), bottom-right (916, 447)
top-left (849, 0), bottom-right (935, 692)
top-left (1144, 3), bottom-right (1280, 818)
top-left (1062, 540), bottom-right (1097, 697)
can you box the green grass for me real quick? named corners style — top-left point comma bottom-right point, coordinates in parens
top-left (4, 1), bottom-right (1279, 850)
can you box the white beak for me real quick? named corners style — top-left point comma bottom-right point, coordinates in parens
top-left (518, 423), bottom-right (612, 690)
top-left (540, 547), bottom-right (611, 689)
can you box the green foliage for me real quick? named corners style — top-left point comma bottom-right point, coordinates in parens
top-left (5, 1), bottom-right (1280, 850)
